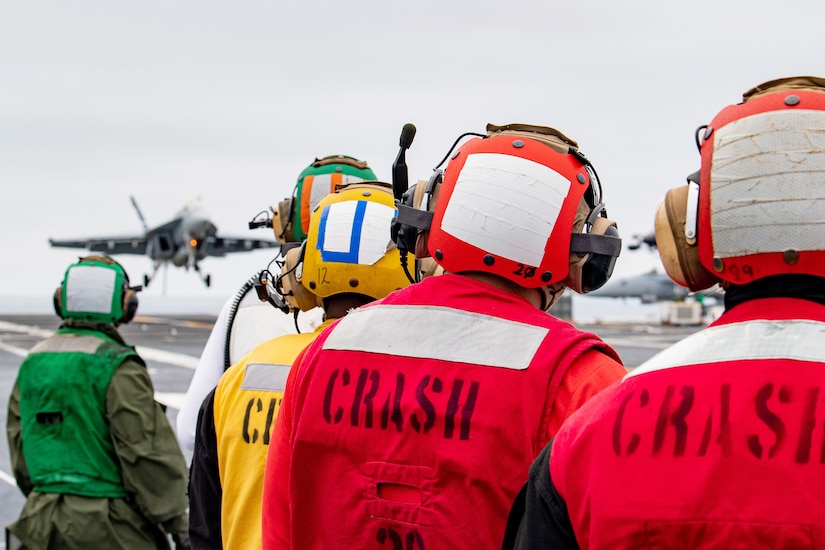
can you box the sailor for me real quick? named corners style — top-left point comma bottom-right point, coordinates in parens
top-left (506, 77), bottom-right (825, 548)
top-left (187, 181), bottom-right (413, 549)
top-left (175, 155), bottom-right (376, 456)
top-left (6, 255), bottom-right (190, 549)
top-left (262, 123), bottom-right (627, 548)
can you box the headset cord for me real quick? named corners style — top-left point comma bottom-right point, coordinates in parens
top-left (223, 270), bottom-right (265, 370)
top-left (399, 248), bottom-right (416, 284)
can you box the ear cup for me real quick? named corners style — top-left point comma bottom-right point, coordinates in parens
top-left (279, 244), bottom-right (322, 312)
top-left (121, 289), bottom-right (138, 324)
top-left (579, 216), bottom-right (620, 293)
top-left (272, 197), bottom-right (296, 244)
top-left (53, 287), bottom-right (64, 318)
top-left (564, 197), bottom-right (621, 294)
top-left (565, 216), bottom-right (620, 293)
top-left (655, 186), bottom-right (718, 292)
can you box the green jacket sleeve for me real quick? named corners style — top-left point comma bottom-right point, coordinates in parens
top-left (6, 381), bottom-right (33, 496)
top-left (107, 357), bottom-right (189, 532)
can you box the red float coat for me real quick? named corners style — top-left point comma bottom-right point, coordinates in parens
top-left (547, 297), bottom-right (825, 549)
top-left (262, 273), bottom-right (625, 549)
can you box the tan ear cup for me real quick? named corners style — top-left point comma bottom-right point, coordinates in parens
top-left (272, 198), bottom-right (296, 244)
top-left (655, 186), bottom-right (718, 292)
top-left (121, 288), bottom-right (138, 324)
top-left (280, 245), bottom-right (322, 312)
top-left (53, 287), bottom-right (64, 318)
top-left (417, 258), bottom-right (444, 279)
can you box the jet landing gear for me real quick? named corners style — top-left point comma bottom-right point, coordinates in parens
top-left (194, 264), bottom-right (211, 287)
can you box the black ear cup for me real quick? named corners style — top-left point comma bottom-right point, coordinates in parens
top-left (392, 183), bottom-right (421, 254)
top-left (566, 201), bottom-right (622, 294)
top-left (391, 171), bottom-right (441, 262)
top-left (579, 219), bottom-right (620, 293)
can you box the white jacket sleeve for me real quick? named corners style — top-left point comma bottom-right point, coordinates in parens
top-left (176, 298), bottom-right (232, 456)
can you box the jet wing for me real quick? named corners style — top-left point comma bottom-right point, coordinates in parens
top-left (49, 236), bottom-right (149, 255)
top-left (202, 235), bottom-right (280, 257)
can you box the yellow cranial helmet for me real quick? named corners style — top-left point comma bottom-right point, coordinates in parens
top-left (283, 182), bottom-right (412, 309)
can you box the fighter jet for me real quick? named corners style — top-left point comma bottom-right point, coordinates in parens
top-left (49, 196), bottom-right (279, 288)
top-left (588, 268), bottom-right (723, 304)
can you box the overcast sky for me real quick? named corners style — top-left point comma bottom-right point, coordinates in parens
top-left (2, 0), bottom-right (823, 313)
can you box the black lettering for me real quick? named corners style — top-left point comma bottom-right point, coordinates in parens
top-left (376, 527), bottom-right (403, 549)
top-left (795, 387), bottom-right (819, 464)
top-left (411, 375), bottom-right (436, 433)
top-left (748, 383), bottom-right (788, 459)
top-left (820, 409), bottom-right (825, 464)
top-left (459, 381), bottom-right (479, 440)
top-left (613, 391), bottom-right (639, 456)
top-left (352, 369), bottom-right (380, 428)
top-left (514, 264), bottom-right (524, 276)
top-left (406, 530), bottom-right (426, 549)
top-left (698, 383), bottom-right (732, 457)
top-left (323, 368), bottom-right (349, 424)
top-left (376, 528), bottom-right (425, 550)
top-left (263, 397), bottom-right (279, 445)
top-left (653, 385), bottom-right (694, 456)
top-left (242, 398), bottom-right (263, 444)
top-left (381, 373), bottom-right (405, 432)
top-left (444, 379), bottom-right (479, 440)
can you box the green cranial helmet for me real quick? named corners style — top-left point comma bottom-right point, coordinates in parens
top-left (53, 256), bottom-right (139, 325)
top-left (272, 155), bottom-right (377, 244)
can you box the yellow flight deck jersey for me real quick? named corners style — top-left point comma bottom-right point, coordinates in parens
top-left (189, 318), bottom-right (337, 549)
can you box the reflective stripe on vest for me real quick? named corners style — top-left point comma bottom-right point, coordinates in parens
top-left (322, 304), bottom-right (549, 370)
top-left (29, 333), bottom-right (103, 354)
top-left (241, 362), bottom-right (290, 392)
top-left (627, 319), bottom-right (825, 380)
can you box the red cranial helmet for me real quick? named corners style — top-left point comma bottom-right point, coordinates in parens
top-left (425, 124), bottom-right (621, 296)
top-left (655, 76), bottom-right (825, 290)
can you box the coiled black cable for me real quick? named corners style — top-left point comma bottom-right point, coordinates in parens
top-left (223, 270), bottom-right (265, 370)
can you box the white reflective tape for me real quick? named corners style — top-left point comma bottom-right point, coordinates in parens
top-left (318, 200), bottom-right (395, 265)
top-left (710, 109), bottom-right (825, 257)
top-left (30, 334), bottom-right (102, 354)
top-left (242, 362), bottom-right (291, 392)
top-left (309, 174), bottom-right (365, 213)
top-left (309, 174), bottom-right (333, 213)
top-left (322, 304), bottom-right (548, 370)
top-left (627, 319), bottom-right (825, 379)
top-left (65, 265), bottom-right (116, 315)
top-left (440, 153), bottom-right (571, 267)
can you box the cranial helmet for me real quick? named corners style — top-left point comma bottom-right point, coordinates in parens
top-left (655, 76), bottom-right (825, 291)
top-left (53, 255), bottom-right (140, 325)
top-left (276, 182), bottom-right (412, 311)
top-left (271, 155), bottom-right (377, 244)
top-left (419, 123), bottom-right (621, 304)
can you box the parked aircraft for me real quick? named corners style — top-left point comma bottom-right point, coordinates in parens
top-left (588, 268), bottom-right (723, 304)
top-left (627, 230), bottom-right (657, 251)
top-left (49, 196), bottom-right (279, 288)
